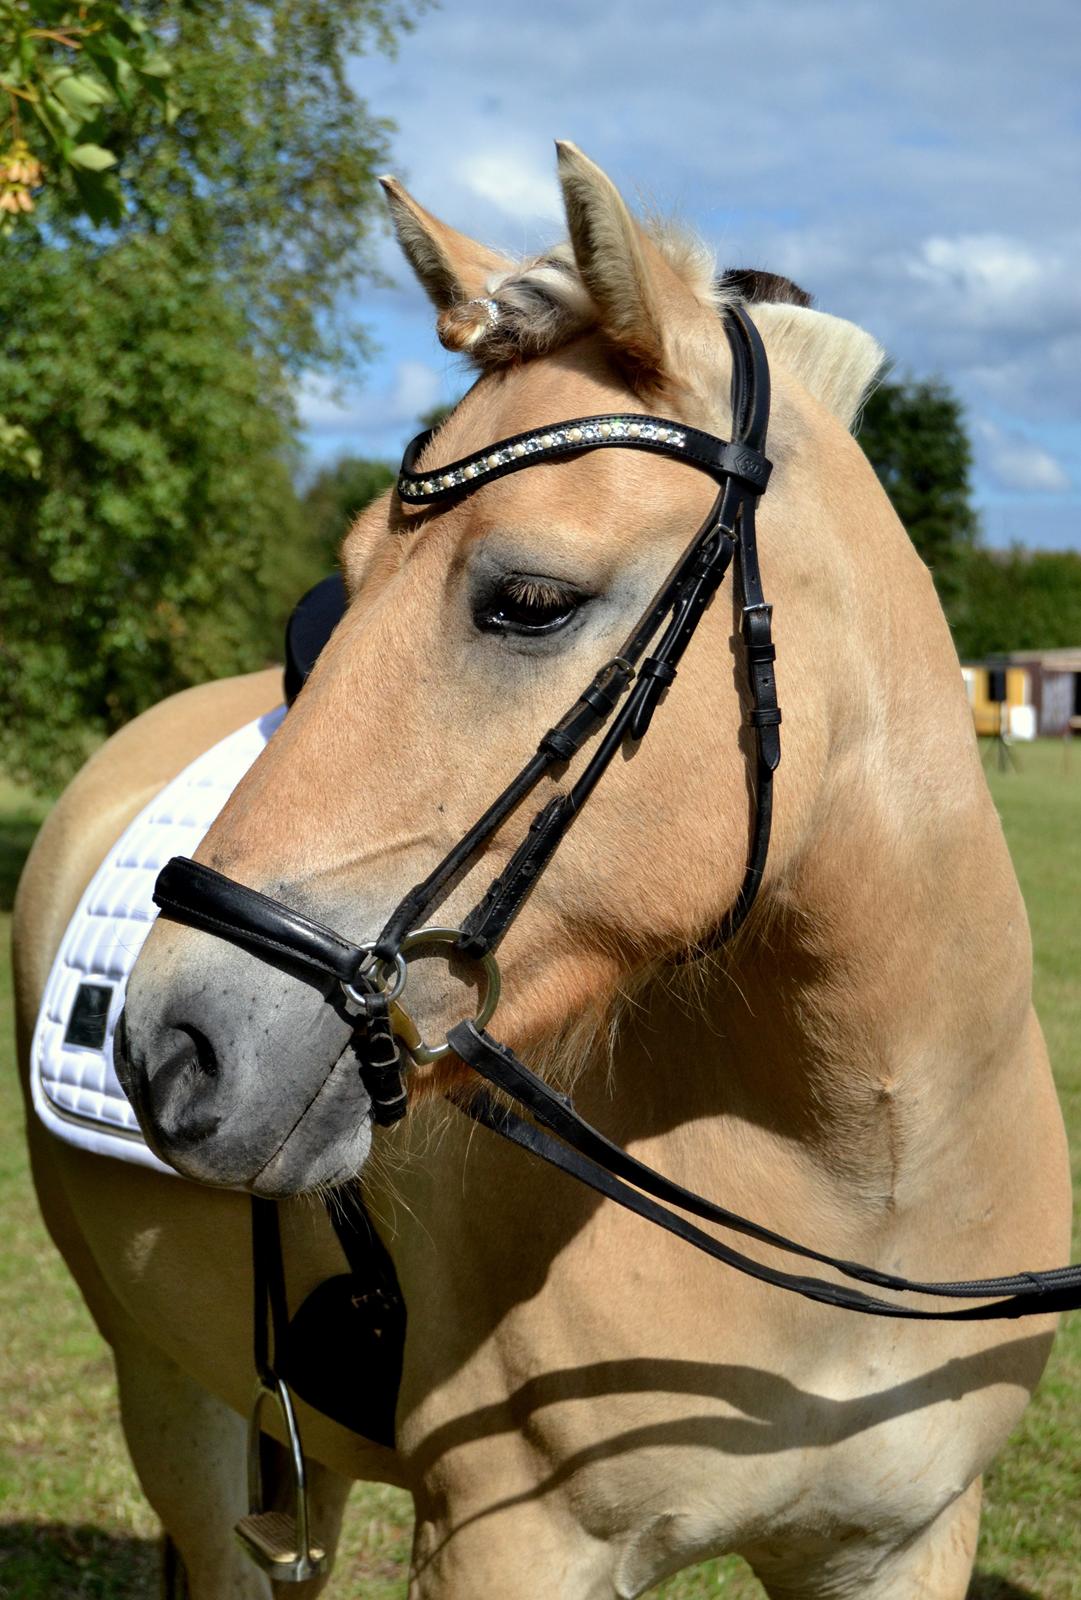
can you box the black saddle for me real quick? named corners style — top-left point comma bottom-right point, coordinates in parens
top-left (283, 574), bottom-right (348, 706)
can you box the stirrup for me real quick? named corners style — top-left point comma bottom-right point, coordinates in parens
top-left (234, 1374), bottom-right (328, 1583)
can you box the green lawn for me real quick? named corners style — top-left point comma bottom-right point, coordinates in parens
top-left (1, 741), bottom-right (1078, 1598)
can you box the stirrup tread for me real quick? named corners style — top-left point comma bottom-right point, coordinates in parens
top-left (235, 1510), bottom-right (325, 1568)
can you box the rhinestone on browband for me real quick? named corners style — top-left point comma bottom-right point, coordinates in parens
top-left (397, 415), bottom-right (688, 503)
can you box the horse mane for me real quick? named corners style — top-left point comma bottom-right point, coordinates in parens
top-left (437, 230), bottom-right (882, 432)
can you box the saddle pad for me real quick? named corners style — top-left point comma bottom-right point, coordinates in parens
top-left (30, 706), bottom-right (286, 1175)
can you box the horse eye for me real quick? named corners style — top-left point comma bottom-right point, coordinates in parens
top-left (474, 575), bottom-right (588, 637)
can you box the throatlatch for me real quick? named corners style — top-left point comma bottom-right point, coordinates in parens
top-left (150, 301), bottom-right (1081, 1334)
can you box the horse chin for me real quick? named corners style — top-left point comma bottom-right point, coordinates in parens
top-left (245, 1038), bottom-right (375, 1198)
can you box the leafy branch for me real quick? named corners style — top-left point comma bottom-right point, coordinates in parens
top-left (0, 0), bottom-right (175, 225)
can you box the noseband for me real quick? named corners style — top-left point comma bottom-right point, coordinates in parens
top-left (149, 306), bottom-right (1081, 1322)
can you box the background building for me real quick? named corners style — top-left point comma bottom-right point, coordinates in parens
top-left (963, 650), bottom-right (1081, 738)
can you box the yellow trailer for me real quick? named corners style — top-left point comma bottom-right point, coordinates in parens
top-left (961, 664), bottom-right (1035, 739)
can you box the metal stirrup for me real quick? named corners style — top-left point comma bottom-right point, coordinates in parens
top-left (235, 1375), bottom-right (326, 1583)
top-left (234, 1198), bottom-right (328, 1584)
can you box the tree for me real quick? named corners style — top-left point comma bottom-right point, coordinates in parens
top-left (5, 0), bottom-right (419, 372)
top-left (951, 549), bottom-right (1081, 659)
top-left (1, 0), bottom-right (418, 788)
top-left (0, 0), bottom-right (175, 228)
top-left (299, 457), bottom-right (397, 573)
top-left (0, 238), bottom-right (301, 789)
top-left (857, 378), bottom-right (979, 612)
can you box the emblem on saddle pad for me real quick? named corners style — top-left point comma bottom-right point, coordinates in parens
top-left (63, 982), bottom-right (114, 1051)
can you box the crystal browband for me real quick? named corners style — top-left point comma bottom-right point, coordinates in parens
top-left (396, 412), bottom-right (772, 504)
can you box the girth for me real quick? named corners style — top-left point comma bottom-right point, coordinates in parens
top-left (148, 303), bottom-right (1081, 1323)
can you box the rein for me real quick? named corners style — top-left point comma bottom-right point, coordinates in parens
top-left (149, 305), bottom-right (1081, 1323)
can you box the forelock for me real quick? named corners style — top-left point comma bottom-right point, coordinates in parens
top-left (432, 238), bottom-right (881, 434)
top-left (436, 223), bottom-right (737, 366)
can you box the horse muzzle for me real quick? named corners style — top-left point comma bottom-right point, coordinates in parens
top-left (114, 918), bottom-right (374, 1195)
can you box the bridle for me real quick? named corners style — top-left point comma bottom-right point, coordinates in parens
top-left (149, 304), bottom-right (1081, 1323)
top-left (155, 303), bottom-right (776, 1089)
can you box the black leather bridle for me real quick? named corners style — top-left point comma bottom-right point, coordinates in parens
top-left (149, 306), bottom-right (1081, 1322)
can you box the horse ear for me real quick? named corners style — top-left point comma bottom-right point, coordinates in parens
top-left (556, 141), bottom-right (689, 388)
top-left (379, 176), bottom-right (514, 311)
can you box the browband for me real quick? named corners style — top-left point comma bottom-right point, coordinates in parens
top-left (397, 413), bottom-right (772, 504)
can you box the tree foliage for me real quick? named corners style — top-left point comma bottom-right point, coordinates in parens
top-left (4, 0), bottom-right (417, 372)
top-left (299, 456), bottom-right (396, 572)
top-left (105, 0), bottom-right (413, 374)
top-left (857, 377), bottom-right (979, 611)
top-left (1, 0), bottom-right (416, 789)
top-left (0, 238), bottom-right (301, 789)
top-left (952, 549), bottom-right (1081, 659)
top-left (0, 0), bottom-right (175, 227)
top-left (858, 378), bottom-right (1081, 655)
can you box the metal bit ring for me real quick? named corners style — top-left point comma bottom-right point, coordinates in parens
top-left (395, 926), bottom-right (501, 1065)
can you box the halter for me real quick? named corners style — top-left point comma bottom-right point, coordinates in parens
top-left (148, 305), bottom-right (1081, 1323)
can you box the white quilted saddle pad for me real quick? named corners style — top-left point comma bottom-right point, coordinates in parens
top-left (31, 706), bottom-right (286, 1174)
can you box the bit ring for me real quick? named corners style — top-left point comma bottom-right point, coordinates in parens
top-left (395, 926), bottom-right (501, 1065)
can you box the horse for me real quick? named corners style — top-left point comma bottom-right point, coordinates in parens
top-left (14, 142), bottom-right (1072, 1599)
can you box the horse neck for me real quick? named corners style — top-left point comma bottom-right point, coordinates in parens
top-left (602, 594), bottom-right (1031, 1212)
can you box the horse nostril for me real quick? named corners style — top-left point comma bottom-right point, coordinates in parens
top-left (139, 1023), bottom-right (225, 1147)
top-left (179, 1024), bottom-right (220, 1081)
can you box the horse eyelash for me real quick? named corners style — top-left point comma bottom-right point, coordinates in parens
top-left (502, 575), bottom-right (578, 609)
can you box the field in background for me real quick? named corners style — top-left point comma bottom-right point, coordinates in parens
top-left (1, 741), bottom-right (1078, 1598)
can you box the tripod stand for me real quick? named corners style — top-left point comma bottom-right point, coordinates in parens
top-left (984, 698), bottom-right (1018, 774)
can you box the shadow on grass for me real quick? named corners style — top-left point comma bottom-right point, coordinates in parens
top-left (969, 1574), bottom-right (1043, 1599)
top-left (0, 1522), bottom-right (160, 1599)
top-left (0, 816), bottom-right (42, 912)
top-left (0, 1527), bottom-right (1049, 1600)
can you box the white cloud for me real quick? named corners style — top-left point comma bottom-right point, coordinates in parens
top-left (454, 148), bottom-right (563, 225)
top-left (974, 419), bottom-right (1071, 494)
top-left (902, 233), bottom-right (1081, 337)
top-left (909, 234), bottom-right (1044, 305)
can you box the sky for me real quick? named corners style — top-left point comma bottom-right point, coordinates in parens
top-left (299, 0), bottom-right (1081, 552)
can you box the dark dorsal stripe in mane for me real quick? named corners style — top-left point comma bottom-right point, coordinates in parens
top-left (718, 267), bottom-right (815, 309)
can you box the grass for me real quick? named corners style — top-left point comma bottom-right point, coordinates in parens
top-left (1, 740), bottom-right (1078, 1598)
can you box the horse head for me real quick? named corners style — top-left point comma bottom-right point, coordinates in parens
top-left (116, 143), bottom-right (892, 1195)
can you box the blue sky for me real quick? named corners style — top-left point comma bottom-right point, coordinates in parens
top-left (299, 0), bottom-right (1081, 552)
